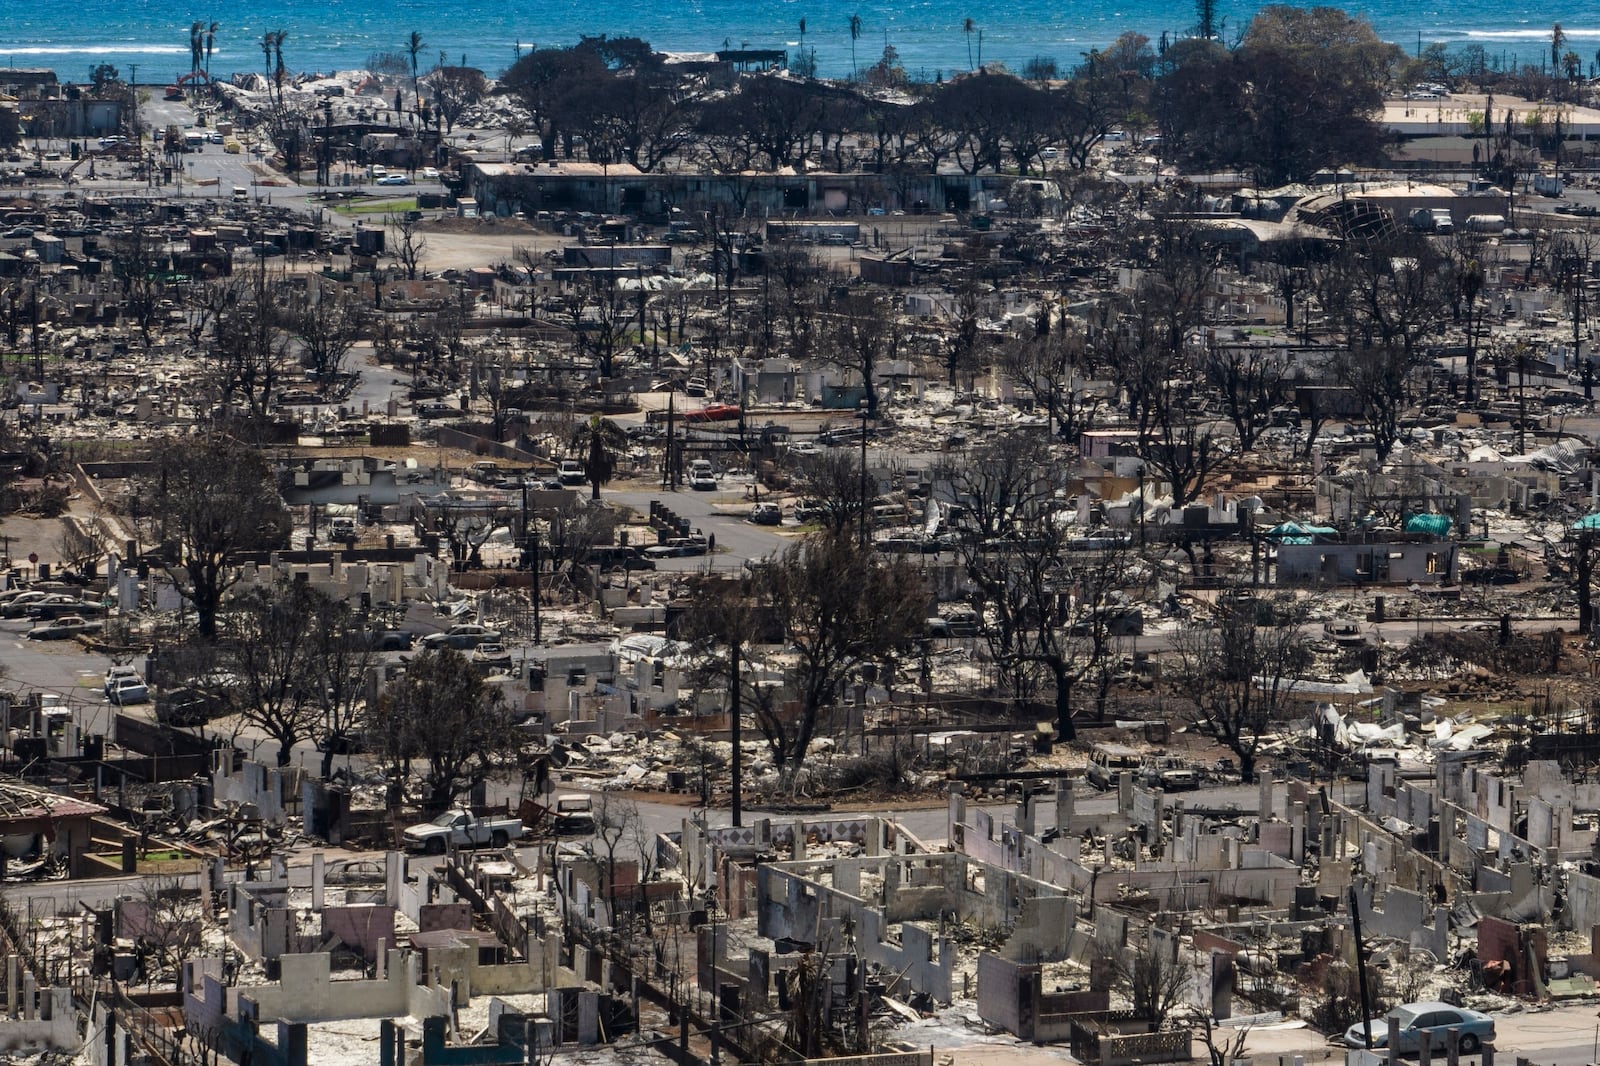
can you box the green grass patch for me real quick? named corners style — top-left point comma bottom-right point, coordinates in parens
top-left (331, 198), bottom-right (417, 216)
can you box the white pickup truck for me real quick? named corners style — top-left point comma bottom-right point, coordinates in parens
top-left (402, 810), bottom-right (524, 854)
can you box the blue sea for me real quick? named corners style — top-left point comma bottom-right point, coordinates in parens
top-left (0, 0), bottom-right (1595, 85)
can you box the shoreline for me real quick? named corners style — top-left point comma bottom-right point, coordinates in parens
top-left (0, 8), bottom-right (1579, 88)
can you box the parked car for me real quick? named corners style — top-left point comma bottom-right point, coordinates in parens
top-left (472, 642), bottom-right (513, 669)
top-left (419, 624), bottom-right (502, 650)
top-left (643, 535), bottom-right (709, 559)
top-left (1086, 742), bottom-right (1142, 790)
top-left (421, 166), bottom-right (441, 180)
top-left (366, 629), bottom-right (414, 651)
top-left (683, 403), bottom-right (741, 423)
top-left (1323, 619), bottom-right (1366, 646)
top-left (155, 685), bottom-right (228, 727)
top-left (558, 459), bottom-right (586, 486)
top-left (104, 665), bottom-right (142, 699)
top-left (551, 794), bottom-right (595, 835)
top-left (1140, 755), bottom-right (1199, 792)
top-left (29, 597), bottom-right (102, 620)
top-left (108, 677), bottom-right (150, 705)
top-left (26, 615), bottom-right (96, 640)
top-left (402, 809), bottom-right (524, 854)
top-left (376, 173), bottom-right (411, 186)
top-left (1344, 1003), bottom-right (1495, 1053)
top-left (749, 502), bottom-right (782, 525)
top-left (926, 611), bottom-right (980, 638)
top-left (1, 591), bottom-right (54, 618)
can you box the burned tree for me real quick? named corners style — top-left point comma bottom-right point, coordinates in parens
top-left (791, 449), bottom-right (871, 537)
top-left (370, 648), bottom-right (517, 812)
top-left (1202, 340), bottom-right (1285, 452)
top-left (285, 282), bottom-right (361, 381)
top-left (748, 532), bottom-right (925, 792)
top-left (1001, 318), bottom-right (1103, 443)
top-left (1169, 595), bottom-right (1312, 783)
top-left (823, 290), bottom-right (897, 419)
top-left (138, 437), bottom-right (290, 639)
top-left (201, 272), bottom-right (292, 423)
top-left (220, 582), bottom-right (323, 767)
top-left (958, 432), bottom-right (1138, 738)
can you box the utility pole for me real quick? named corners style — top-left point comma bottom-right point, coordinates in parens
top-left (662, 389), bottom-right (677, 490)
top-left (858, 401), bottom-right (870, 548)
top-left (531, 527), bottom-right (541, 645)
top-left (1349, 884), bottom-right (1374, 1051)
top-left (729, 639), bottom-right (742, 827)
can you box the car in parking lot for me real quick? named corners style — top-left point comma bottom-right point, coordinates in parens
top-left (926, 612), bottom-right (980, 638)
top-left (108, 677), bottom-right (150, 705)
top-left (422, 166), bottom-right (441, 180)
top-left (1344, 1002), bottom-right (1495, 1053)
top-left (2, 591), bottom-right (61, 618)
top-left (104, 666), bottom-right (142, 698)
top-left (26, 594), bottom-right (97, 620)
top-left (27, 615), bottom-right (96, 640)
top-left (419, 624), bottom-right (502, 650)
top-left (472, 642), bottom-right (513, 669)
top-left (364, 629), bottom-right (413, 651)
top-left (643, 535), bottom-right (709, 558)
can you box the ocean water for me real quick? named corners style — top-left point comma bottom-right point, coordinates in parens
top-left (0, 0), bottom-right (1595, 86)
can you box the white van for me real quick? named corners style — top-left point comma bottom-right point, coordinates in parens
top-left (1086, 742), bottom-right (1143, 790)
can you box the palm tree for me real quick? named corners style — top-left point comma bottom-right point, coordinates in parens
top-left (406, 31), bottom-right (426, 113)
top-left (849, 14), bottom-right (862, 76)
top-left (1552, 23), bottom-right (1566, 74)
top-left (205, 22), bottom-right (219, 82)
top-left (964, 18), bottom-right (975, 71)
top-left (798, 18), bottom-right (806, 69)
top-left (190, 22), bottom-right (204, 75)
top-left (571, 414), bottom-right (629, 500)
top-left (272, 30), bottom-right (288, 105)
top-left (260, 32), bottom-right (275, 105)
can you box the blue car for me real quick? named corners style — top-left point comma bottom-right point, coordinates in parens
top-left (1345, 1002), bottom-right (1494, 1054)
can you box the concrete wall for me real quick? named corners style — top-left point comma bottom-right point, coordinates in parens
top-left (953, 791), bottom-right (1298, 911)
top-left (212, 753), bottom-right (293, 825)
top-left (1352, 881), bottom-right (1448, 961)
top-left (0, 986), bottom-right (76, 1052)
top-left (186, 950), bottom-right (450, 1029)
top-left (321, 904), bottom-right (395, 963)
top-left (756, 859), bottom-right (958, 1003)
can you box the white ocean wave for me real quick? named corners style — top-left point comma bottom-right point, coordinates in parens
top-left (0, 44), bottom-right (190, 55)
top-left (1464, 28), bottom-right (1600, 41)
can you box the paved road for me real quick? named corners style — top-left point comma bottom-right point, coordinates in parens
top-left (607, 477), bottom-right (793, 573)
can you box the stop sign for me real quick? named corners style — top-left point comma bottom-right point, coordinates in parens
top-left (27, 553), bottom-right (38, 564)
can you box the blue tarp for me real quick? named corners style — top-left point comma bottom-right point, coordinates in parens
top-left (1404, 514), bottom-right (1452, 536)
top-left (1265, 522), bottom-right (1337, 544)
